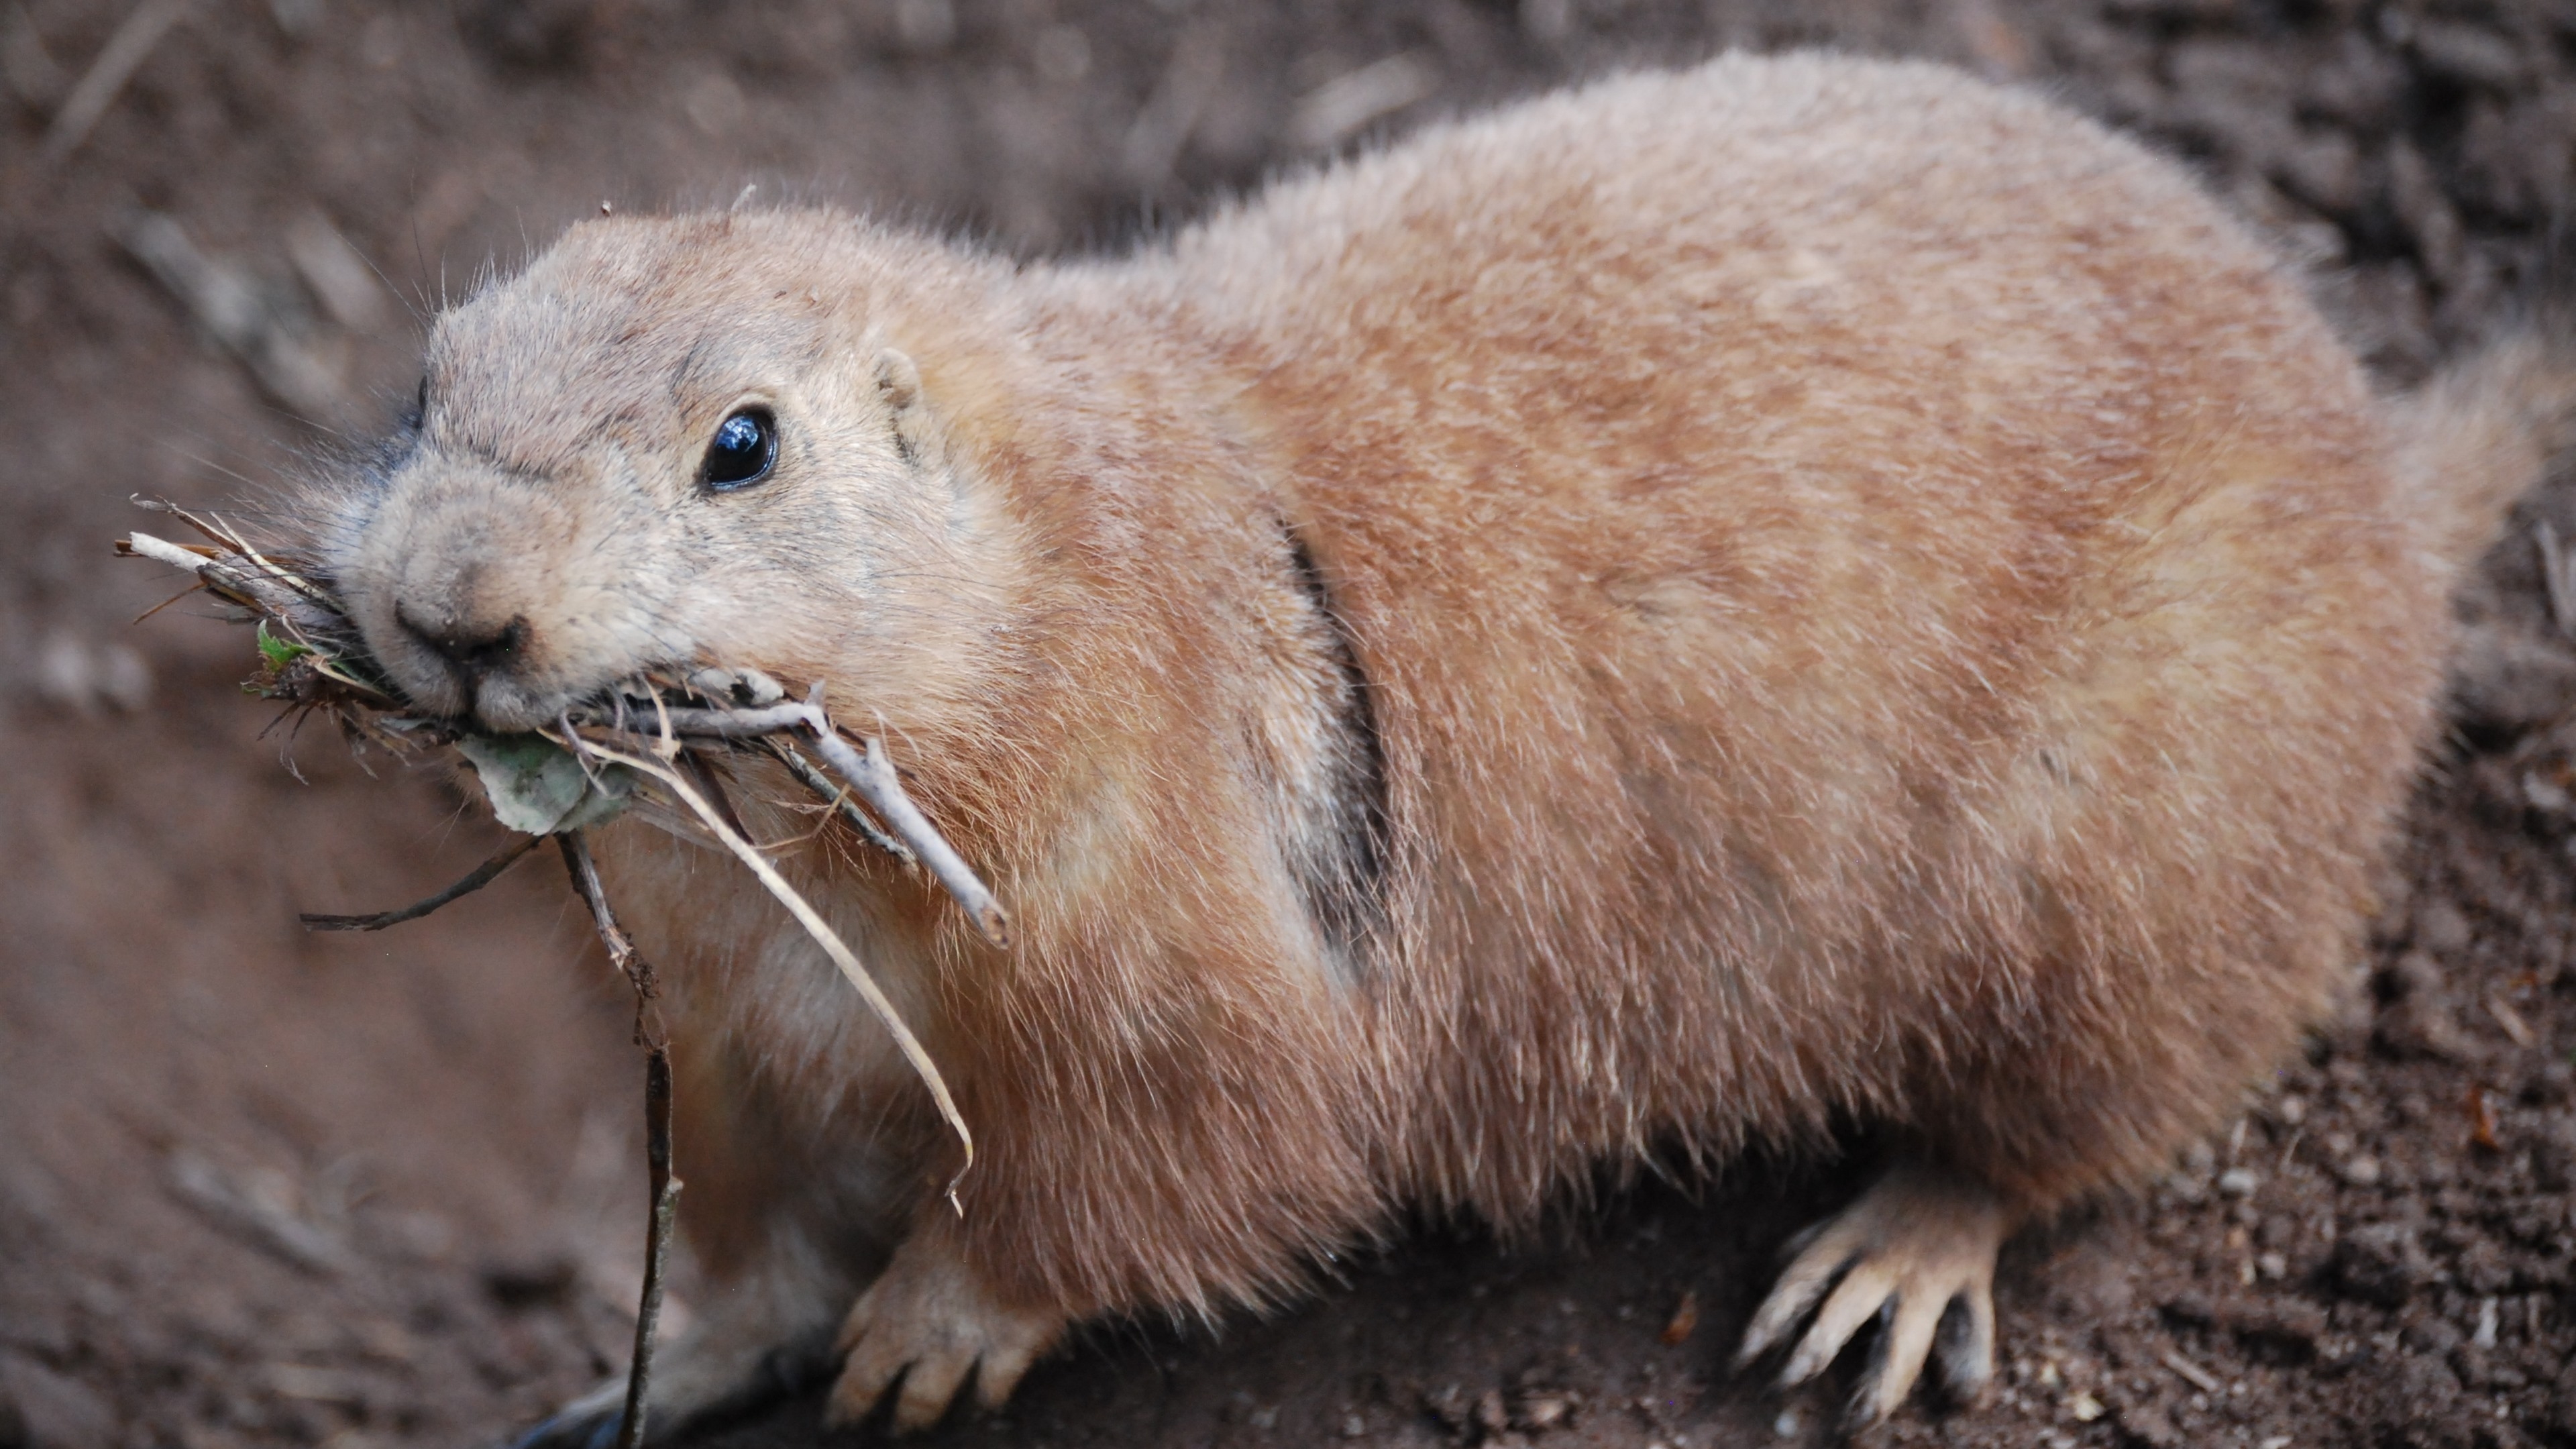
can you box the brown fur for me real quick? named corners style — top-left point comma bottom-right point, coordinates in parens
top-left (313, 53), bottom-right (2561, 1436)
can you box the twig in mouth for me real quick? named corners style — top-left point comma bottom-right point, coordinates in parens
top-left (562, 731), bottom-right (977, 1213)
top-left (582, 689), bottom-right (1010, 949)
top-left (297, 834), bottom-right (547, 932)
top-left (143, 500), bottom-right (334, 606)
top-left (118, 523), bottom-right (398, 712)
top-left (800, 715), bottom-right (1012, 951)
top-left (116, 500), bottom-right (1000, 1430)
top-left (763, 737), bottom-right (916, 865)
top-left (557, 831), bottom-right (677, 1449)
top-left (678, 747), bottom-right (753, 843)
top-left (120, 531), bottom-right (333, 633)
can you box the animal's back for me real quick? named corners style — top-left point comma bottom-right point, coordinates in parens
top-left (1144, 54), bottom-right (2447, 1222)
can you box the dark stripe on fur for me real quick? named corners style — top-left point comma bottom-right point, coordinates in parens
top-left (1281, 523), bottom-right (1391, 974)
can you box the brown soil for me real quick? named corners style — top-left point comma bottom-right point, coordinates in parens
top-left (3, 3), bottom-right (2573, 1448)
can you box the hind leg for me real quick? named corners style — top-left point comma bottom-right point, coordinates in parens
top-left (1735, 1160), bottom-right (2012, 1426)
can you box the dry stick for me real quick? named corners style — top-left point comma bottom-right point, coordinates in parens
top-left (298, 834), bottom-right (545, 931)
top-left (624, 1049), bottom-right (678, 1449)
top-left (560, 836), bottom-right (674, 1446)
top-left (602, 694), bottom-right (1009, 949)
top-left (152, 502), bottom-right (339, 612)
top-left (676, 746), bottom-right (753, 844)
top-left (763, 737), bottom-right (915, 865)
top-left (556, 833), bottom-right (661, 1046)
top-left (564, 733), bottom-right (977, 1212)
top-left (557, 832), bottom-right (678, 1449)
top-left (804, 727), bottom-right (1010, 950)
top-left (120, 529), bottom-right (398, 710)
top-left (119, 531), bottom-right (347, 641)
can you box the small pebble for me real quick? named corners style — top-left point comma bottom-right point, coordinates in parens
top-left (2218, 1167), bottom-right (2261, 1197)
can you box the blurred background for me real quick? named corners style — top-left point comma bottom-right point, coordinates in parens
top-left (3, 1), bottom-right (2575, 1446)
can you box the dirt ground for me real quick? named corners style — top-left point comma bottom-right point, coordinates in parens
top-left (3, 1), bottom-right (2575, 1446)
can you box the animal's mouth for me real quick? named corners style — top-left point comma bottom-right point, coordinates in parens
top-left (120, 498), bottom-right (998, 1236)
top-left (511, 663), bottom-right (798, 753)
top-left (574, 663), bottom-right (796, 727)
top-left (121, 508), bottom-right (1016, 953)
top-left (405, 651), bottom-right (728, 739)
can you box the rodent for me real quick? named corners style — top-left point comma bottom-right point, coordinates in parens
top-left (310, 51), bottom-right (2575, 1441)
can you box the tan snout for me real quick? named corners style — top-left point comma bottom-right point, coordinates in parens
top-left (354, 469), bottom-right (598, 732)
top-left (390, 560), bottom-right (536, 720)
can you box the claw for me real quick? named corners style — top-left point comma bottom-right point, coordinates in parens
top-left (1735, 1161), bottom-right (2011, 1426)
top-left (893, 1343), bottom-right (977, 1434)
top-left (1934, 1279), bottom-right (1996, 1401)
top-left (824, 1232), bottom-right (1066, 1434)
top-left (969, 1331), bottom-right (1046, 1410)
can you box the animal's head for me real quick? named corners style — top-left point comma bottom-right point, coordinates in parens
top-left (320, 211), bottom-right (1016, 732)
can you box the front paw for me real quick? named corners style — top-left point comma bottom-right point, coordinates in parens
top-left (1734, 1160), bottom-right (2011, 1426)
top-left (824, 1234), bottom-right (1067, 1434)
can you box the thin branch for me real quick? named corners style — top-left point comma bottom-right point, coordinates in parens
top-left (119, 530), bottom-right (348, 642)
top-left (557, 832), bottom-right (678, 1449)
top-left (612, 700), bottom-right (822, 737)
top-left (576, 690), bottom-right (1009, 949)
top-left (299, 835), bottom-right (545, 932)
top-left (156, 500), bottom-right (339, 609)
top-left (763, 737), bottom-right (915, 865)
top-left (562, 735), bottom-right (975, 1212)
top-left (557, 832), bottom-right (662, 1047)
top-left (620, 1048), bottom-right (680, 1449)
top-left (678, 747), bottom-right (752, 843)
top-left (802, 721), bottom-right (1009, 949)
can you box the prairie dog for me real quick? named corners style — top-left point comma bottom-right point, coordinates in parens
top-left (315, 52), bottom-right (2565, 1440)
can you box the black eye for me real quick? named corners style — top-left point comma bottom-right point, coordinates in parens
top-left (702, 408), bottom-right (777, 490)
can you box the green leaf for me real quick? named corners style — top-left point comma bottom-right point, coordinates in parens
top-left (256, 621), bottom-right (311, 670)
top-left (455, 733), bottom-right (634, 835)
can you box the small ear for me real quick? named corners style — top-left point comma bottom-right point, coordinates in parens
top-left (875, 347), bottom-right (922, 413)
top-left (874, 347), bottom-right (936, 468)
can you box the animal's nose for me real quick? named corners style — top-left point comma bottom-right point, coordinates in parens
top-left (397, 603), bottom-right (529, 684)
